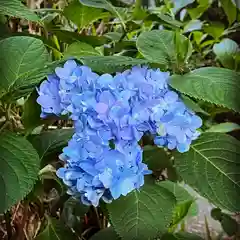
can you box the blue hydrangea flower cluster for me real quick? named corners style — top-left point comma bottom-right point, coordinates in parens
top-left (37, 60), bottom-right (202, 206)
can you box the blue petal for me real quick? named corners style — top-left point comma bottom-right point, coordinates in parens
top-left (177, 143), bottom-right (190, 153)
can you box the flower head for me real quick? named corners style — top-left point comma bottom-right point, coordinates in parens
top-left (37, 74), bottom-right (62, 117)
top-left (37, 60), bottom-right (202, 206)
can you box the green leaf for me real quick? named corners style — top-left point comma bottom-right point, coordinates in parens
top-left (160, 182), bottom-right (194, 229)
top-left (211, 209), bottom-right (239, 236)
top-left (170, 200), bottom-right (194, 228)
top-left (63, 0), bottom-right (110, 30)
top-left (0, 131), bottom-right (40, 213)
top-left (181, 95), bottom-right (209, 116)
top-left (137, 30), bottom-right (191, 67)
top-left (107, 177), bottom-right (176, 240)
top-left (0, 36), bottom-right (49, 98)
top-left (220, 0), bottom-right (237, 25)
top-left (79, 0), bottom-right (126, 29)
top-left (0, 0), bottom-right (40, 22)
top-left (90, 227), bottom-right (120, 240)
top-left (23, 90), bottom-right (42, 134)
top-left (137, 30), bottom-right (175, 66)
top-left (169, 67), bottom-right (240, 112)
top-left (104, 32), bottom-right (122, 41)
top-left (161, 232), bottom-right (204, 240)
top-left (80, 56), bottom-right (149, 73)
top-left (220, 213), bottom-right (239, 236)
top-left (174, 32), bottom-right (192, 65)
top-left (35, 217), bottom-right (76, 240)
top-left (188, 2), bottom-right (209, 19)
top-left (64, 42), bottom-right (100, 59)
top-left (206, 122), bottom-right (240, 133)
top-left (143, 146), bottom-right (172, 171)
top-left (173, 132), bottom-right (240, 212)
top-left (203, 22), bottom-right (225, 39)
top-left (160, 181), bottom-right (193, 203)
top-left (29, 129), bottom-right (74, 161)
top-left (157, 13), bottom-right (183, 28)
top-left (51, 29), bottom-right (108, 46)
top-left (213, 38), bottom-right (239, 69)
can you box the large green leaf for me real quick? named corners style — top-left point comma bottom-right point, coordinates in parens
top-left (161, 232), bottom-right (204, 240)
top-left (0, 36), bottom-right (49, 98)
top-left (0, 131), bottom-right (40, 213)
top-left (169, 67), bottom-right (240, 112)
top-left (90, 227), bottom-right (120, 240)
top-left (29, 129), bottom-right (74, 161)
top-left (107, 178), bottom-right (176, 240)
top-left (136, 30), bottom-right (191, 67)
top-left (174, 132), bottom-right (240, 212)
top-left (213, 38), bottom-right (239, 69)
top-left (79, 0), bottom-right (126, 29)
top-left (137, 30), bottom-right (175, 66)
top-left (64, 0), bottom-right (110, 30)
top-left (0, 0), bottom-right (40, 22)
top-left (64, 42), bottom-right (100, 59)
top-left (80, 56), bottom-right (149, 73)
top-left (35, 218), bottom-right (76, 240)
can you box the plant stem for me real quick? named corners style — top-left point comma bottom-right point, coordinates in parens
top-left (4, 211), bottom-right (12, 240)
top-left (93, 207), bottom-right (102, 229)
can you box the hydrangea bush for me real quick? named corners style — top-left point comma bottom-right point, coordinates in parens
top-left (37, 60), bottom-right (202, 207)
top-left (0, 0), bottom-right (240, 239)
